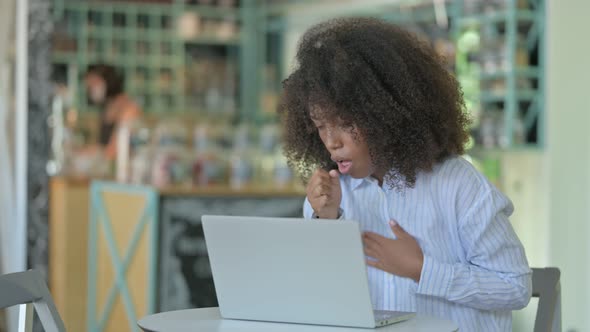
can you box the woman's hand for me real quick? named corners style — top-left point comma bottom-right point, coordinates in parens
top-left (306, 169), bottom-right (341, 219)
top-left (363, 220), bottom-right (424, 282)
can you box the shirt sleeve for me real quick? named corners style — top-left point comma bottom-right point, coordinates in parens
top-left (303, 197), bottom-right (344, 220)
top-left (415, 189), bottom-right (532, 311)
top-left (303, 197), bottom-right (314, 219)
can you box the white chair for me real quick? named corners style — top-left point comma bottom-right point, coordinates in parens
top-left (532, 267), bottom-right (561, 332)
top-left (0, 269), bottom-right (65, 332)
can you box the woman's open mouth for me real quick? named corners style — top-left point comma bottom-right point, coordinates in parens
top-left (336, 160), bottom-right (352, 174)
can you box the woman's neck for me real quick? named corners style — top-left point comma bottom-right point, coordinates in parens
top-left (371, 169), bottom-right (386, 187)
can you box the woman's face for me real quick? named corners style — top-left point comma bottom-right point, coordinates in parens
top-left (85, 73), bottom-right (106, 105)
top-left (310, 114), bottom-right (375, 179)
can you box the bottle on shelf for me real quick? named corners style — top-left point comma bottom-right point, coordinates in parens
top-left (272, 144), bottom-right (295, 190)
top-left (253, 123), bottom-right (278, 187)
top-left (128, 119), bottom-right (153, 185)
top-left (191, 121), bottom-right (228, 186)
top-left (228, 123), bottom-right (254, 190)
top-left (151, 119), bottom-right (191, 188)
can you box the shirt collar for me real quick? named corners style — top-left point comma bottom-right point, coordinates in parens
top-left (350, 177), bottom-right (365, 190)
top-left (350, 176), bottom-right (381, 190)
top-left (350, 169), bottom-right (400, 191)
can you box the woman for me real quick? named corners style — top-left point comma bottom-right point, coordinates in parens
top-left (84, 64), bottom-right (142, 160)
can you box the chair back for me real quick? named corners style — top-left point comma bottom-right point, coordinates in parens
top-left (532, 267), bottom-right (561, 332)
top-left (0, 269), bottom-right (66, 332)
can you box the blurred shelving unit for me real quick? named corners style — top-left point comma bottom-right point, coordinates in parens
top-left (53, 1), bottom-right (183, 114)
top-left (50, 0), bottom-right (545, 149)
top-left (253, 0), bottom-right (545, 150)
top-left (51, 0), bottom-right (246, 118)
top-left (452, 0), bottom-right (545, 150)
top-left (253, 0), bottom-right (457, 124)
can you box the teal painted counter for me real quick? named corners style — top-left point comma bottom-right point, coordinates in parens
top-left (87, 181), bottom-right (305, 332)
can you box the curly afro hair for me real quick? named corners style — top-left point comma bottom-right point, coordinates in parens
top-left (278, 17), bottom-right (471, 189)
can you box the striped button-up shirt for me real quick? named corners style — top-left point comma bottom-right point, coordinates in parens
top-left (304, 156), bottom-right (532, 331)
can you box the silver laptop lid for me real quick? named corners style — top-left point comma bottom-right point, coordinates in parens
top-left (202, 215), bottom-right (376, 328)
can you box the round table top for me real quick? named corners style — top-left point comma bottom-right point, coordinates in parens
top-left (138, 307), bottom-right (458, 332)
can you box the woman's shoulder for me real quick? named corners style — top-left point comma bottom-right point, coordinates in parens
top-left (118, 95), bottom-right (142, 121)
top-left (418, 155), bottom-right (501, 204)
top-left (423, 155), bottom-right (511, 218)
top-left (429, 155), bottom-right (489, 187)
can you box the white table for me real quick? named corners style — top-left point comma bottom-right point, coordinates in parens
top-left (137, 307), bottom-right (458, 332)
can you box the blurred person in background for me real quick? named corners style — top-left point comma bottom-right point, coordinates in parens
top-left (84, 63), bottom-right (142, 160)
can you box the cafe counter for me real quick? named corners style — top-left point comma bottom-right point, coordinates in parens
top-left (49, 176), bottom-right (305, 332)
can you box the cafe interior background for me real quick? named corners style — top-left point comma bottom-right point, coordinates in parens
top-left (1, 0), bottom-right (589, 331)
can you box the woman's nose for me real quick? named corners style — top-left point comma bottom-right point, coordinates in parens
top-left (324, 127), bottom-right (343, 150)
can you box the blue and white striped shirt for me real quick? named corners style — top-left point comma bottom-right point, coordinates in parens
top-left (304, 156), bottom-right (532, 331)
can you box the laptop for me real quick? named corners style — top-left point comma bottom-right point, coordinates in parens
top-left (201, 215), bottom-right (416, 328)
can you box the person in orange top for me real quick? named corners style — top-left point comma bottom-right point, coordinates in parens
top-left (84, 64), bottom-right (142, 160)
